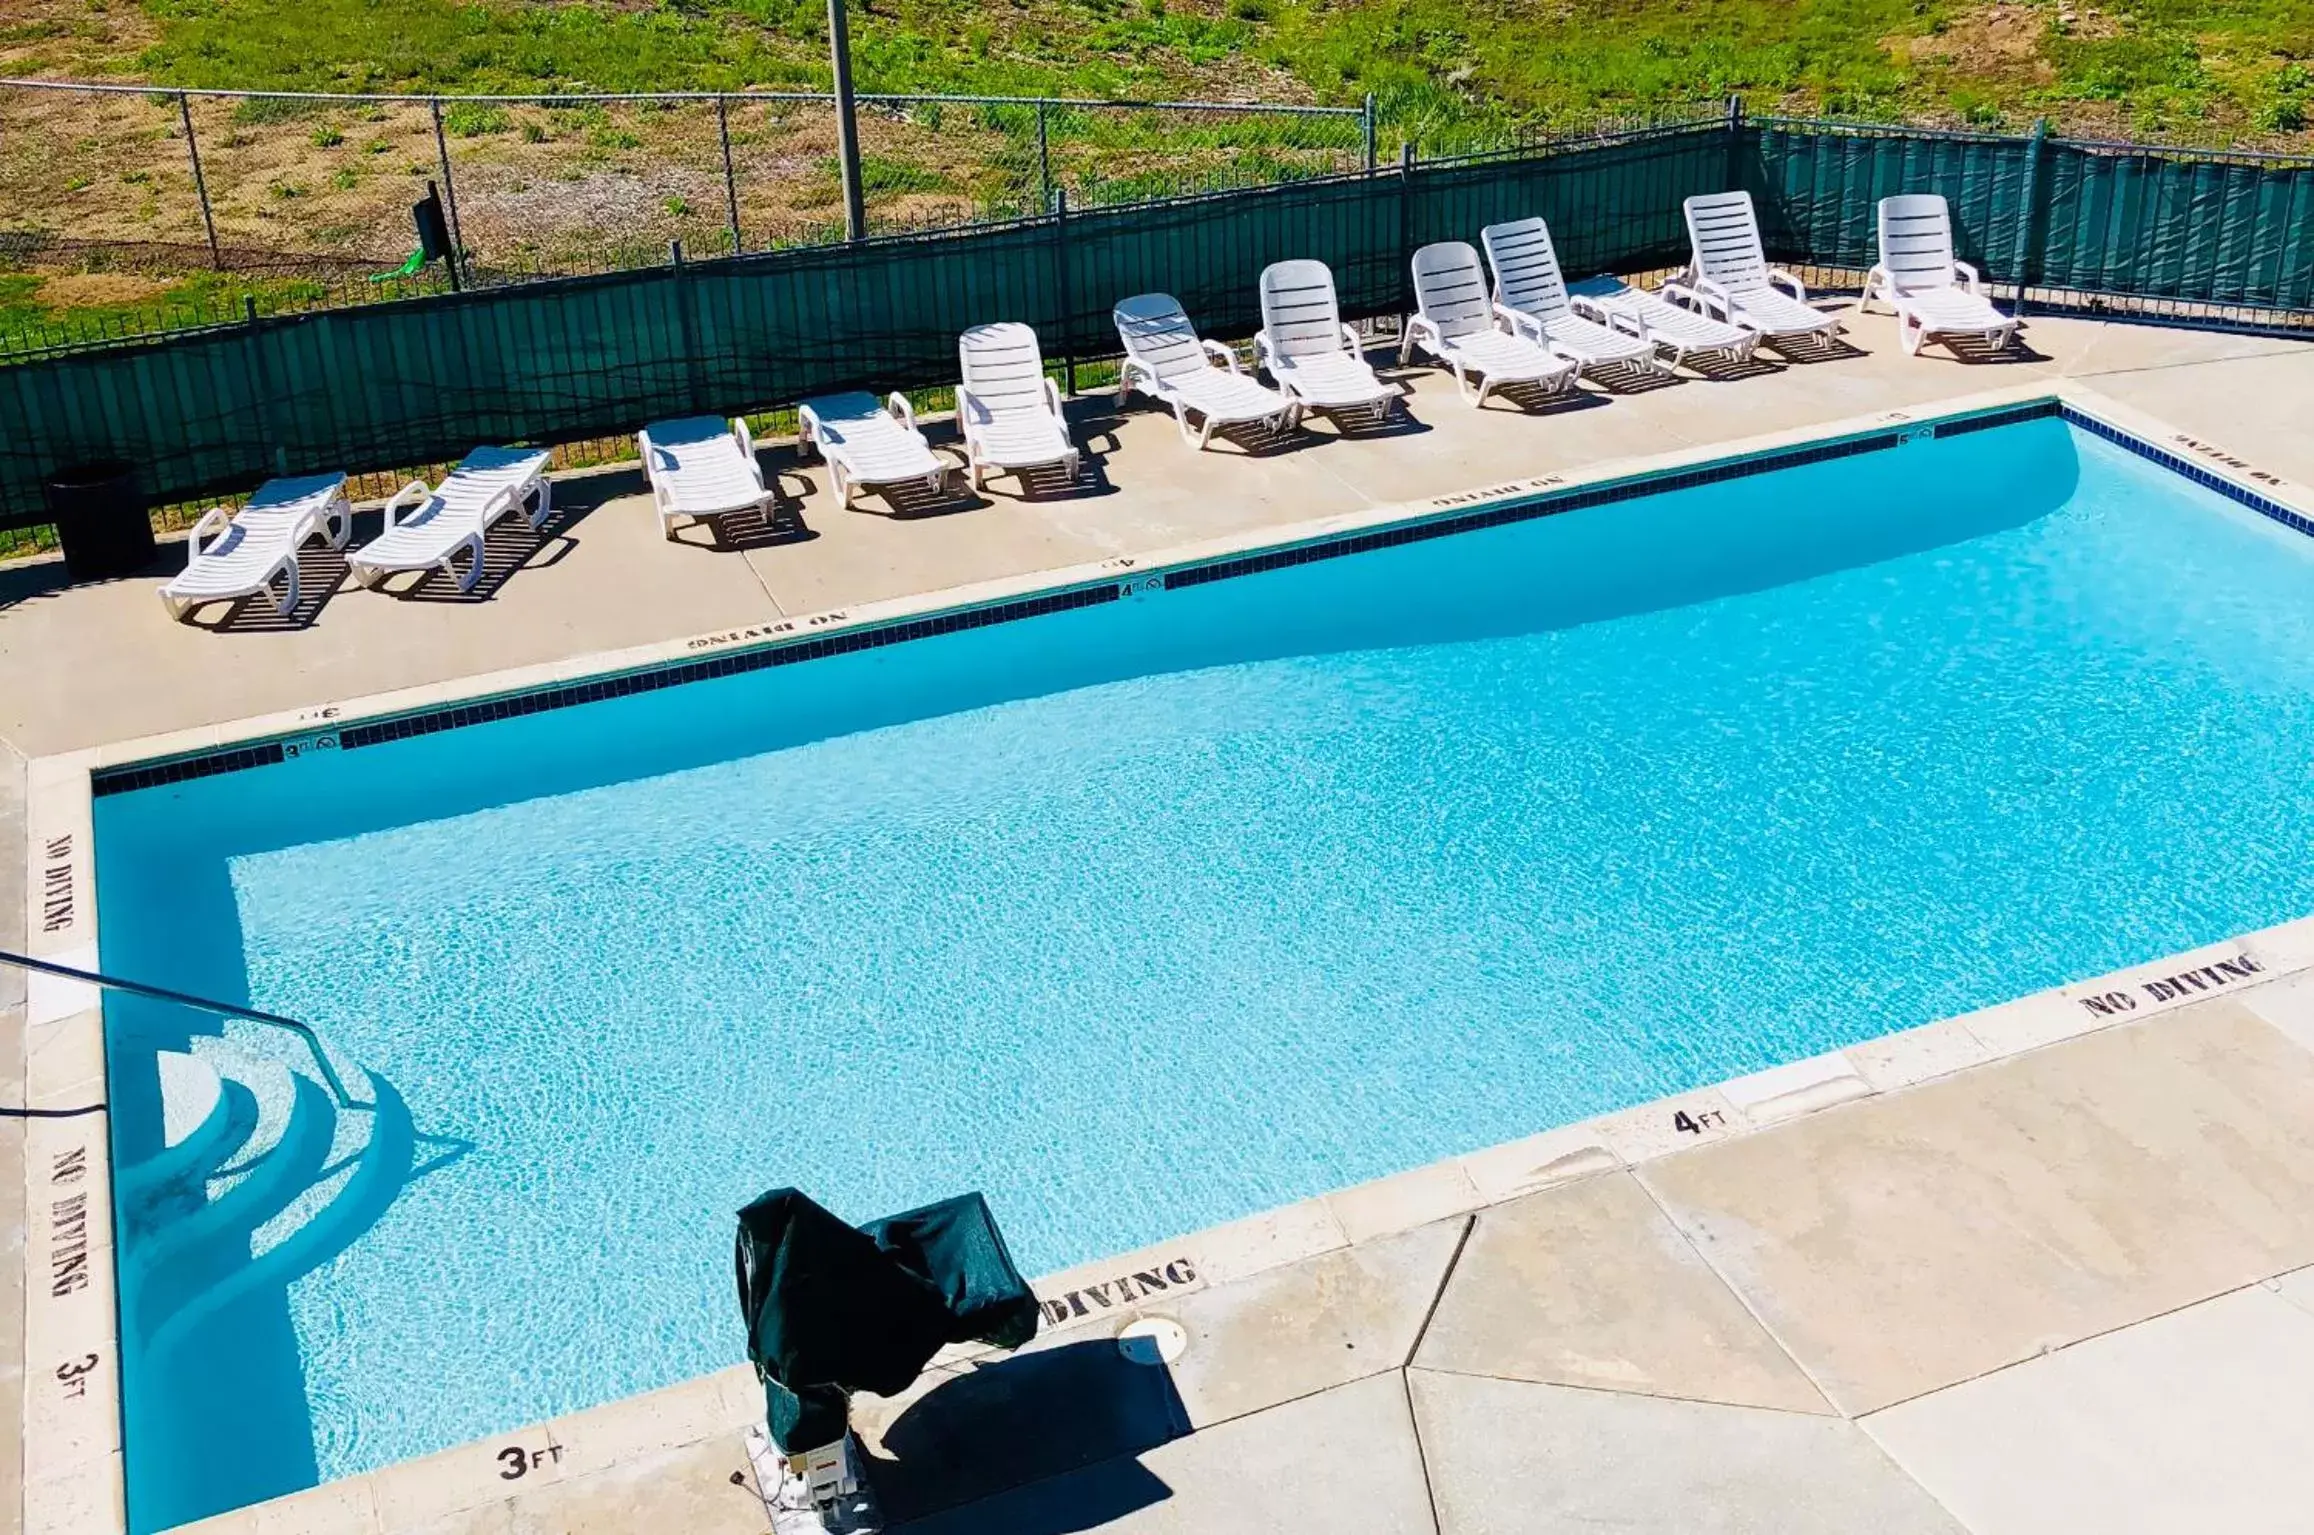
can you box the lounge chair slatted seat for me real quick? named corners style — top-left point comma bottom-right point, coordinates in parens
top-left (797, 393), bottom-right (950, 509)
top-left (957, 323), bottom-right (1081, 490)
top-left (1255, 260), bottom-right (1404, 420)
top-left (1863, 194), bottom-right (2023, 357)
top-left (158, 472), bottom-right (351, 623)
top-left (348, 446), bottom-right (553, 593)
top-left (1113, 293), bottom-right (1299, 448)
top-left (1566, 276), bottom-right (1760, 371)
top-left (640, 416), bottom-right (777, 538)
top-left (1478, 218), bottom-right (1669, 380)
top-left (1680, 191), bottom-right (1844, 344)
top-left (1399, 241), bottom-right (1579, 406)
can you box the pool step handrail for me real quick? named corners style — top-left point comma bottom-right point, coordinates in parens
top-left (0, 947), bottom-right (372, 1112)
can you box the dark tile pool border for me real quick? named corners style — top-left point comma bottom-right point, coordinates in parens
top-left (89, 396), bottom-right (2308, 797)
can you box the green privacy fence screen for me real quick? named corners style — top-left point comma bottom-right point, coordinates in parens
top-left (1740, 118), bottom-right (2314, 311)
top-left (2, 116), bottom-right (2310, 525)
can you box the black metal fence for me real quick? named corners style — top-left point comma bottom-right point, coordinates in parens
top-left (1, 110), bottom-right (2309, 528)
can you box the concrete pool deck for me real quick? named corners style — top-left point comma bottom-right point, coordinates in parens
top-left (147, 976), bottom-right (2314, 1535)
top-left (8, 303), bottom-right (2314, 1535)
top-left (1, 305), bottom-right (2311, 758)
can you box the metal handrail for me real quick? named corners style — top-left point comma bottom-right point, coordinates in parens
top-left (1, 949), bottom-right (373, 1111)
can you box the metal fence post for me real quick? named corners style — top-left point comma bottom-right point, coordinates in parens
top-left (1363, 92), bottom-right (1377, 172)
top-left (1399, 139), bottom-right (1417, 241)
top-left (1035, 100), bottom-right (1054, 216)
top-left (178, 91), bottom-right (223, 270)
top-left (243, 295), bottom-right (284, 475)
top-left (2011, 117), bottom-right (2050, 317)
top-left (1051, 187), bottom-right (1075, 398)
top-left (717, 95), bottom-right (743, 255)
top-left (430, 100), bottom-right (467, 280)
top-left (671, 240), bottom-right (708, 412)
top-left (828, 0), bottom-right (867, 240)
top-left (1723, 93), bottom-right (1746, 191)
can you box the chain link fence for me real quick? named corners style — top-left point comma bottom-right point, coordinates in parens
top-left (0, 79), bottom-right (1370, 352)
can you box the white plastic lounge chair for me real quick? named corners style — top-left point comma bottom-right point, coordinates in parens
top-left (1567, 276), bottom-right (1760, 371)
top-left (1862, 194), bottom-right (2023, 358)
top-left (1476, 219), bottom-right (1669, 381)
top-left (956, 323), bottom-right (1081, 491)
top-left (1398, 242), bottom-right (1579, 406)
top-left (1113, 293), bottom-right (1299, 448)
top-left (639, 416), bottom-right (774, 538)
top-left (796, 392), bottom-right (950, 510)
top-left (158, 472), bottom-right (350, 623)
top-left (1680, 191), bottom-right (1843, 345)
top-left (1255, 259), bottom-right (1403, 421)
top-left (348, 447), bottom-right (552, 593)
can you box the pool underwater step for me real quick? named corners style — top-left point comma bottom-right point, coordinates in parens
top-left (115, 1054), bottom-right (249, 1219)
top-left (117, 1044), bottom-right (414, 1360)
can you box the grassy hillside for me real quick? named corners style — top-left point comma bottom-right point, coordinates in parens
top-left (0, 0), bottom-right (2306, 341)
top-left (8, 0), bottom-right (2311, 144)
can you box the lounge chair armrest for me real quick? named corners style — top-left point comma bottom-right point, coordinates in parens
top-left (1405, 312), bottom-right (1441, 348)
top-left (1199, 339), bottom-right (1243, 374)
top-left (1859, 264), bottom-right (1888, 312)
top-left (1768, 267), bottom-right (1809, 303)
top-left (885, 391), bottom-right (919, 433)
top-left (1043, 375), bottom-right (1066, 418)
top-left (1953, 260), bottom-right (1982, 294)
top-left (1120, 355), bottom-right (1160, 394)
top-left (1339, 322), bottom-right (1364, 354)
top-left (188, 506), bottom-right (233, 556)
top-left (383, 478), bottom-right (431, 529)
top-left (1252, 329), bottom-right (1278, 370)
top-left (1684, 276), bottom-right (1734, 321)
top-left (1573, 294), bottom-right (1645, 341)
top-left (731, 416), bottom-right (766, 491)
top-left (955, 385), bottom-right (989, 430)
top-left (1493, 302), bottom-right (1543, 342)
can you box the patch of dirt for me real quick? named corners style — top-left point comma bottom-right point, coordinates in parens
top-left (0, 0), bottom-right (158, 76)
top-left (1892, 4), bottom-right (2057, 84)
top-left (32, 271), bottom-right (174, 308)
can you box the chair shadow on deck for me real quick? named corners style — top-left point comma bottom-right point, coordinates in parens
top-left (1682, 349), bottom-right (1787, 383)
top-left (872, 1338), bottom-right (1187, 1534)
top-left (1940, 332), bottom-right (2053, 365)
top-left (1764, 328), bottom-right (1869, 364)
top-left (188, 545), bottom-right (352, 633)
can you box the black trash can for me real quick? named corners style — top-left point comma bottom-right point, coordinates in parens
top-left (46, 460), bottom-right (155, 582)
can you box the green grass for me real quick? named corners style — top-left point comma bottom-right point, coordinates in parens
top-left (76, 0), bottom-right (2304, 148)
top-left (0, 267), bottom-right (450, 357)
top-left (0, 0), bottom-right (2304, 347)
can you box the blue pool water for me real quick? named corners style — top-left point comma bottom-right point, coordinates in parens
top-left (98, 418), bottom-right (2314, 1527)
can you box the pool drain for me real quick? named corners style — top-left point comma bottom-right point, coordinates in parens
top-left (1116, 1316), bottom-right (1187, 1366)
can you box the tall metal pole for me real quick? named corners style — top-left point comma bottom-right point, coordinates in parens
top-left (2011, 117), bottom-right (2050, 317)
top-left (179, 91), bottom-right (223, 270)
top-left (430, 99), bottom-right (467, 282)
top-left (827, 0), bottom-right (867, 241)
top-left (717, 94), bottom-right (744, 254)
top-left (1035, 100), bottom-right (1053, 216)
top-left (1363, 92), bottom-right (1377, 172)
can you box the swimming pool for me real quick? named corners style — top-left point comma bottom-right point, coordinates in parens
top-left (94, 410), bottom-right (2314, 1529)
